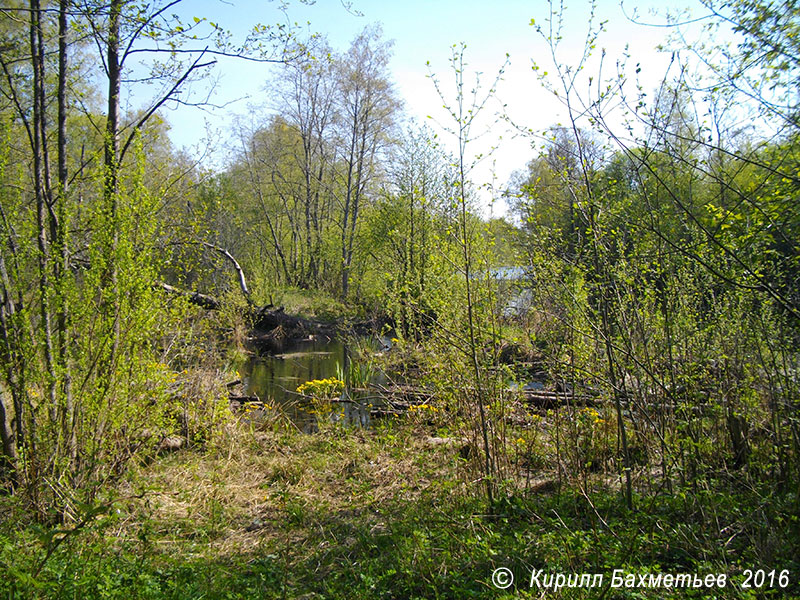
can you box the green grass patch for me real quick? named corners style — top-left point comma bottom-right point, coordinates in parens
top-left (1, 421), bottom-right (797, 599)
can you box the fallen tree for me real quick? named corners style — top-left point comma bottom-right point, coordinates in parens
top-left (154, 241), bottom-right (252, 311)
top-left (154, 243), bottom-right (381, 346)
top-left (153, 280), bottom-right (329, 345)
top-left (155, 282), bottom-right (222, 310)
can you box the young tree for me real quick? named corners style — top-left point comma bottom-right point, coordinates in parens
top-left (428, 43), bottom-right (508, 509)
top-left (518, 0), bottom-right (800, 505)
top-left (334, 24), bottom-right (398, 298)
top-left (0, 0), bottom-right (318, 515)
top-left (271, 41), bottom-right (338, 287)
top-left (366, 124), bottom-right (451, 338)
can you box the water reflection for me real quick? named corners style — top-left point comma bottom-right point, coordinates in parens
top-left (240, 335), bottom-right (386, 432)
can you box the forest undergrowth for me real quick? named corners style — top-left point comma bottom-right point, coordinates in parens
top-left (1, 350), bottom-right (797, 599)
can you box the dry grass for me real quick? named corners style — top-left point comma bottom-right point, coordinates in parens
top-left (116, 415), bottom-right (470, 563)
top-left (108, 392), bottom-right (644, 596)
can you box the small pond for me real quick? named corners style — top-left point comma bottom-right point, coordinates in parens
top-left (239, 334), bottom-right (390, 432)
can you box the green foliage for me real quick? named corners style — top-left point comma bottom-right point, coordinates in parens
top-left (335, 357), bottom-right (375, 390)
top-left (0, 133), bottom-right (202, 517)
top-left (2, 1), bottom-right (800, 597)
top-left (506, 0), bottom-right (800, 519)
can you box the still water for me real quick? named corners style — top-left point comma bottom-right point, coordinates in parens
top-left (240, 335), bottom-right (387, 432)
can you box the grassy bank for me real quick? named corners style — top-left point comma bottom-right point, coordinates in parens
top-left (2, 408), bottom-right (797, 599)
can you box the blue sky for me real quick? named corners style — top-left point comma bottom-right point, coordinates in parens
top-left (152, 0), bottom-right (705, 214)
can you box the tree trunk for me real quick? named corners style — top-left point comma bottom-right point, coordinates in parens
top-left (57, 0), bottom-right (75, 466)
top-left (0, 251), bottom-right (20, 475)
top-left (30, 0), bottom-right (58, 440)
top-left (106, 0), bottom-right (122, 360)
